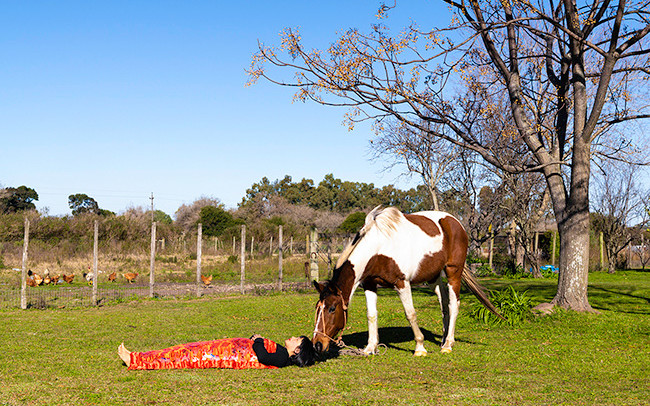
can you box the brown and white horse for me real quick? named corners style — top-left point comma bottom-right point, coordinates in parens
top-left (313, 206), bottom-right (502, 356)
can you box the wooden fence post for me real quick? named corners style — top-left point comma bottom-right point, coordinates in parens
top-left (150, 221), bottom-right (156, 298)
top-left (240, 225), bottom-right (246, 294)
top-left (310, 228), bottom-right (319, 282)
top-left (278, 225), bottom-right (283, 291)
top-left (93, 220), bottom-right (98, 306)
top-left (20, 218), bottom-right (30, 310)
top-left (196, 223), bottom-right (202, 297)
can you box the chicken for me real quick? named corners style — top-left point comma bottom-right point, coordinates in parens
top-left (108, 272), bottom-right (116, 282)
top-left (123, 272), bottom-right (138, 283)
top-left (43, 269), bottom-right (51, 285)
top-left (50, 275), bottom-right (60, 285)
top-left (26, 275), bottom-right (37, 287)
top-left (201, 274), bottom-right (213, 287)
top-left (32, 272), bottom-right (43, 286)
top-left (28, 269), bottom-right (44, 286)
top-left (84, 267), bottom-right (103, 285)
top-left (83, 272), bottom-right (93, 285)
top-left (62, 274), bottom-right (75, 284)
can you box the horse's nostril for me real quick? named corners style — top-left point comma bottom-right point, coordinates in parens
top-left (315, 342), bottom-right (322, 353)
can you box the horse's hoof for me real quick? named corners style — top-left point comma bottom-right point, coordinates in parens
top-left (440, 348), bottom-right (452, 354)
top-left (414, 350), bottom-right (427, 357)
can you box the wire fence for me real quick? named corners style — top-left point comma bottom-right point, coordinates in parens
top-left (2, 219), bottom-right (348, 310)
top-left (0, 280), bottom-right (315, 310)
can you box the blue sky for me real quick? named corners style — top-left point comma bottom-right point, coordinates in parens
top-left (0, 1), bottom-right (450, 217)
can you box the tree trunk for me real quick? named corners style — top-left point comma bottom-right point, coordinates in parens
top-left (552, 208), bottom-right (596, 312)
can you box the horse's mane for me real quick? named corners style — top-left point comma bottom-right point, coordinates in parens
top-left (335, 206), bottom-right (403, 268)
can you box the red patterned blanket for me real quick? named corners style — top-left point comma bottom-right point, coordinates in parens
top-left (128, 337), bottom-right (279, 370)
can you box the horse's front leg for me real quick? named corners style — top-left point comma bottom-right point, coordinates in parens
top-left (397, 281), bottom-right (427, 356)
top-left (363, 288), bottom-right (379, 355)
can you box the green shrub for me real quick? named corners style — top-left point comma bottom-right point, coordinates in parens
top-left (475, 263), bottom-right (494, 277)
top-left (470, 285), bottom-right (533, 326)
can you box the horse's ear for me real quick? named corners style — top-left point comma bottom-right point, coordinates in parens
top-left (313, 280), bottom-right (326, 293)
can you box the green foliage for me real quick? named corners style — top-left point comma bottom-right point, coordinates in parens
top-left (198, 205), bottom-right (236, 237)
top-left (266, 216), bottom-right (285, 226)
top-left (153, 210), bottom-right (172, 224)
top-left (0, 185), bottom-right (39, 213)
top-left (338, 211), bottom-right (366, 233)
top-left (470, 285), bottom-right (533, 326)
top-left (474, 263), bottom-right (494, 277)
top-left (241, 173), bottom-right (430, 214)
top-left (68, 193), bottom-right (100, 216)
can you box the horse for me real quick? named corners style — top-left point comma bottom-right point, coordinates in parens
top-left (312, 206), bottom-right (503, 356)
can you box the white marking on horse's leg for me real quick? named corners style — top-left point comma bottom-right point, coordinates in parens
top-left (435, 277), bottom-right (450, 349)
top-left (441, 283), bottom-right (460, 353)
top-left (363, 289), bottom-right (379, 355)
top-left (397, 281), bottom-right (427, 356)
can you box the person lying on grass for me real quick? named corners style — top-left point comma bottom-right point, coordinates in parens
top-left (118, 334), bottom-right (316, 370)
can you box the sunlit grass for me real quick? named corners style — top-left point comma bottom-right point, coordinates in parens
top-left (0, 271), bottom-right (648, 405)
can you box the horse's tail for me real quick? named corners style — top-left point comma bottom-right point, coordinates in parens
top-left (462, 265), bottom-right (506, 321)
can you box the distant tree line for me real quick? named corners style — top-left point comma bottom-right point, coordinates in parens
top-left (1, 170), bottom-right (648, 274)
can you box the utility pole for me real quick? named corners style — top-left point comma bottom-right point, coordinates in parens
top-left (150, 193), bottom-right (154, 223)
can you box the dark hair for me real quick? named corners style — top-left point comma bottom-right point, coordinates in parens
top-left (288, 336), bottom-right (315, 367)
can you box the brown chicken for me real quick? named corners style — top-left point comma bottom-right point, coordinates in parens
top-left (26, 276), bottom-right (37, 287)
top-left (201, 274), bottom-right (213, 287)
top-left (33, 273), bottom-right (44, 286)
top-left (123, 272), bottom-right (138, 283)
top-left (62, 274), bottom-right (75, 284)
top-left (108, 272), bottom-right (117, 282)
top-left (50, 275), bottom-right (60, 285)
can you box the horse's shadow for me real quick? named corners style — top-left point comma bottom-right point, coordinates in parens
top-left (340, 327), bottom-right (473, 354)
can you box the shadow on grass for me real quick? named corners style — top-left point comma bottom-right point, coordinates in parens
top-left (341, 327), bottom-right (483, 354)
top-left (588, 285), bottom-right (650, 315)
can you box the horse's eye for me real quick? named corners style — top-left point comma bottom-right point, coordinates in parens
top-left (328, 305), bottom-right (336, 313)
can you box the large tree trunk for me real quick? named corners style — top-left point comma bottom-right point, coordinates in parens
top-left (552, 205), bottom-right (595, 312)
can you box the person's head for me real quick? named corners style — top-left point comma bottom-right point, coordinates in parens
top-left (285, 336), bottom-right (316, 367)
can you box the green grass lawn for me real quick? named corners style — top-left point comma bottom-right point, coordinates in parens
top-left (0, 271), bottom-right (648, 406)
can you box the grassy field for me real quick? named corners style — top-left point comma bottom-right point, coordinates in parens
top-left (0, 271), bottom-right (648, 406)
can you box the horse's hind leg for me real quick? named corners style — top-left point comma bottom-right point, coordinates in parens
top-left (440, 266), bottom-right (462, 353)
top-left (434, 274), bottom-right (451, 349)
top-left (397, 281), bottom-right (427, 356)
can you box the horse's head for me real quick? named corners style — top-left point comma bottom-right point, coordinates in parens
top-left (312, 280), bottom-right (348, 355)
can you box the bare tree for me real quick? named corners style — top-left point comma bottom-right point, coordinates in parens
top-left (501, 173), bottom-right (552, 277)
top-left (370, 120), bottom-right (461, 210)
top-left (592, 161), bottom-right (649, 273)
top-left (249, 1), bottom-right (650, 311)
top-left (175, 197), bottom-right (224, 233)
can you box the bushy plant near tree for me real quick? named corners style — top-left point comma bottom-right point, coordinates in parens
top-left (470, 286), bottom-right (534, 326)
